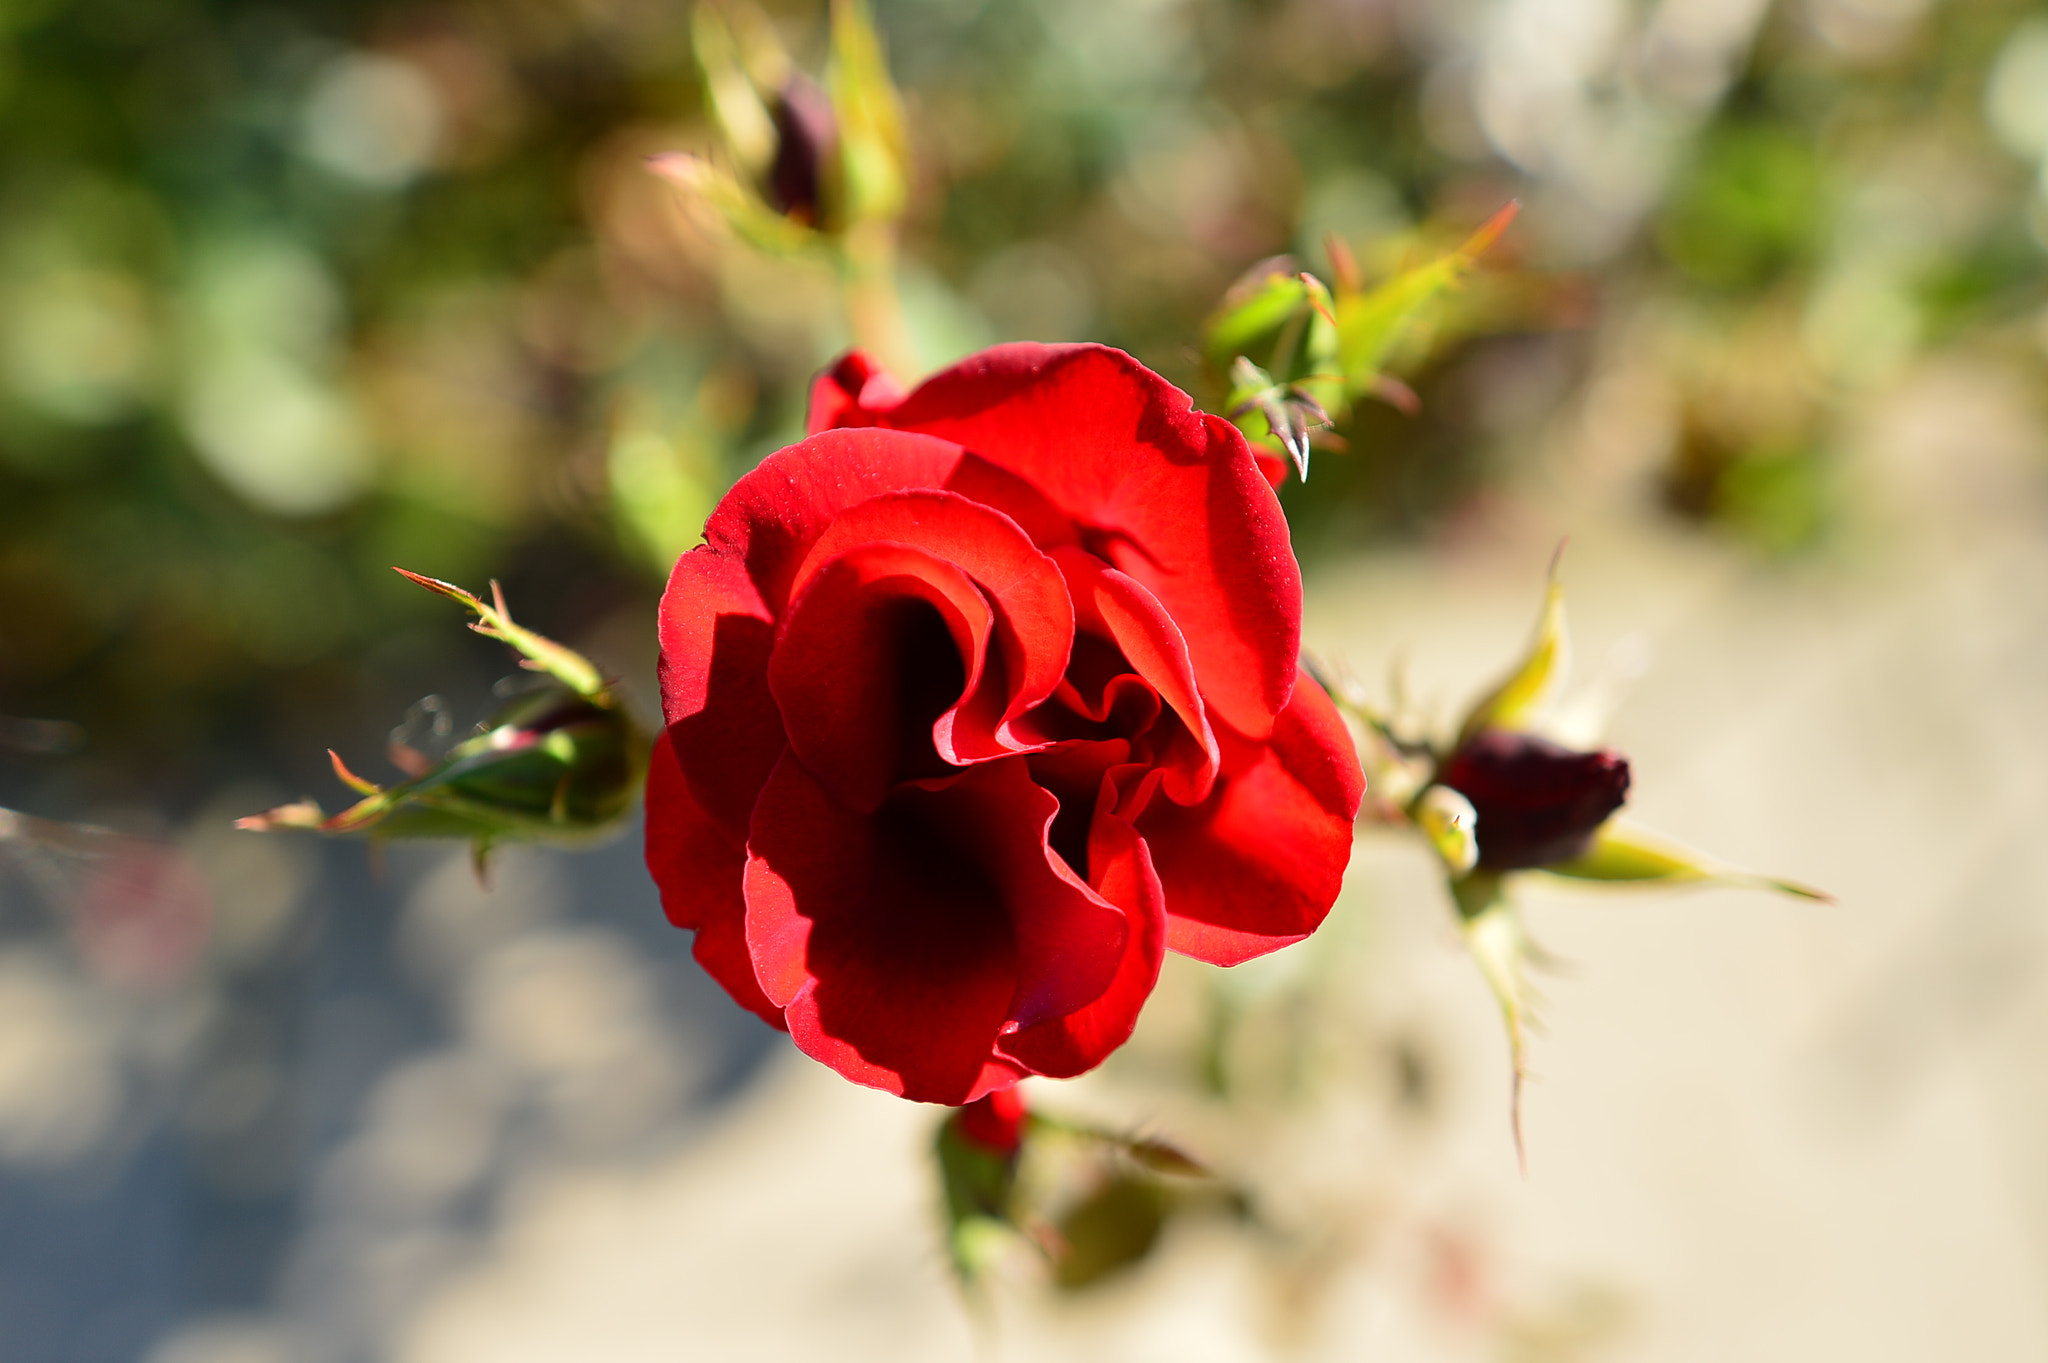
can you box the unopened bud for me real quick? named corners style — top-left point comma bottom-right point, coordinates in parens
top-left (765, 74), bottom-right (837, 226)
top-left (954, 1086), bottom-right (1027, 1157)
top-left (351, 686), bottom-right (641, 837)
top-left (239, 573), bottom-right (647, 861)
top-left (1437, 728), bottom-right (1629, 871)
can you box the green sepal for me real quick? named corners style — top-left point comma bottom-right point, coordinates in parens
top-left (1544, 819), bottom-right (1829, 901)
top-left (935, 1107), bottom-right (1024, 1289)
top-left (1414, 783), bottom-right (1479, 878)
top-left (1208, 265), bottom-right (1346, 480)
top-left (648, 152), bottom-right (823, 258)
top-left (690, 0), bottom-right (785, 175)
top-left (1226, 358), bottom-right (1345, 482)
top-left (826, 0), bottom-right (909, 227)
top-left (1455, 546), bottom-right (1568, 747)
top-left (392, 568), bottom-right (612, 705)
top-left (932, 1105), bottom-right (1227, 1298)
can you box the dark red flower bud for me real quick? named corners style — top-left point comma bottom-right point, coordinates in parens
top-left (765, 74), bottom-right (837, 226)
top-left (1437, 728), bottom-right (1630, 871)
top-left (803, 349), bottom-right (906, 433)
top-left (954, 1086), bottom-right (1028, 1156)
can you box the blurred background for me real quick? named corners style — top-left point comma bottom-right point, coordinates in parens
top-left (1, 0), bottom-right (2046, 1357)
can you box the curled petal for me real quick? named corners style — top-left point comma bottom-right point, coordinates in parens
top-left (743, 755), bottom-right (1127, 1104)
top-left (1051, 546), bottom-right (1219, 805)
top-left (663, 430), bottom-right (1086, 831)
top-left (1000, 782), bottom-right (1167, 1078)
top-left (857, 344), bottom-right (1301, 740)
top-left (769, 541), bottom-right (990, 812)
top-left (702, 427), bottom-right (968, 614)
top-left (1142, 670), bottom-right (1363, 966)
top-left (697, 424), bottom-right (1081, 609)
top-left (792, 489), bottom-right (1074, 752)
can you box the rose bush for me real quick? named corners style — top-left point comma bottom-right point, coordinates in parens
top-left (647, 343), bottom-right (1364, 1104)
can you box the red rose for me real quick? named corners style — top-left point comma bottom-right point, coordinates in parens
top-left (647, 343), bottom-right (1363, 1104)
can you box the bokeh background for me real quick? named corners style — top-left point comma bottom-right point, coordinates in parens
top-left (2, 0), bottom-right (2047, 1357)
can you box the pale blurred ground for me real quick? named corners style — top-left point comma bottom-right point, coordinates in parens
top-left (106, 354), bottom-right (2048, 1362)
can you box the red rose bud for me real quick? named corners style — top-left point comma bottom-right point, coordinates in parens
top-left (647, 343), bottom-right (1366, 1104)
top-left (1436, 728), bottom-right (1630, 871)
top-left (804, 349), bottom-right (907, 432)
top-left (954, 1086), bottom-right (1027, 1156)
top-left (764, 74), bottom-right (837, 226)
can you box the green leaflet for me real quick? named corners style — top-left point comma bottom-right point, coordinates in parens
top-left (933, 1104), bottom-right (1226, 1298)
top-left (1201, 204), bottom-right (1517, 482)
top-left (1337, 200), bottom-right (1519, 392)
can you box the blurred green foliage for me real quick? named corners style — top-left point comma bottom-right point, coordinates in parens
top-left (1, 0), bottom-right (2045, 816)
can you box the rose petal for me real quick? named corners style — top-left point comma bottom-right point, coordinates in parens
top-left (769, 541), bottom-right (990, 812)
top-left (868, 344), bottom-right (1301, 741)
top-left (658, 549), bottom-right (785, 840)
top-left (1051, 546), bottom-right (1219, 805)
top-left (1252, 447), bottom-right (1289, 489)
top-left (1025, 738), bottom-right (1135, 876)
top-left (805, 350), bottom-right (908, 434)
top-left (702, 427), bottom-right (968, 615)
top-left (999, 786), bottom-right (1167, 1078)
top-left (664, 429), bottom-right (1086, 831)
top-left (943, 455), bottom-right (1081, 551)
top-left (743, 754), bottom-right (1128, 1103)
top-left (792, 489), bottom-right (1074, 751)
top-left (1141, 670), bottom-right (1364, 966)
top-left (644, 731), bottom-right (783, 1028)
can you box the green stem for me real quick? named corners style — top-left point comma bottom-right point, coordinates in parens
top-left (840, 220), bottom-right (916, 377)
